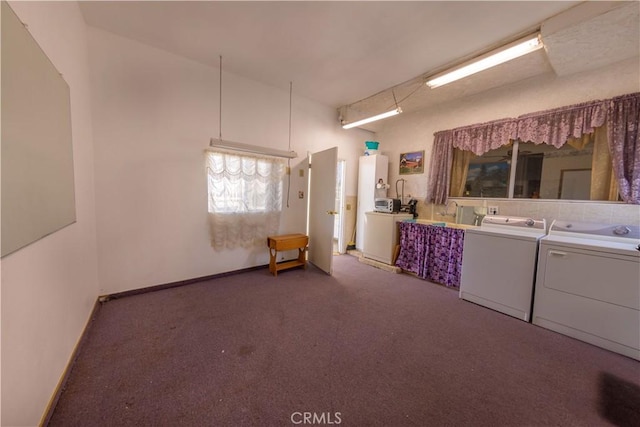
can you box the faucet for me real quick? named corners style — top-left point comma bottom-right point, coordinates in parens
top-left (395, 179), bottom-right (406, 204)
top-left (439, 200), bottom-right (458, 218)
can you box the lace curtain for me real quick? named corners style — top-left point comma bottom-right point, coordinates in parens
top-left (516, 100), bottom-right (606, 147)
top-left (452, 117), bottom-right (517, 155)
top-left (607, 93), bottom-right (640, 204)
top-left (206, 150), bottom-right (286, 250)
top-left (426, 93), bottom-right (639, 204)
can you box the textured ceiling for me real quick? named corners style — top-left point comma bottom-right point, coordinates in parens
top-left (79, 1), bottom-right (639, 130)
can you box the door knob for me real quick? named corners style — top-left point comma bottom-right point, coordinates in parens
top-left (327, 210), bottom-right (338, 215)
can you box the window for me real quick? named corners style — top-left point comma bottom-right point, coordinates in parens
top-left (206, 150), bottom-right (286, 250)
top-left (455, 132), bottom-right (615, 200)
top-left (429, 95), bottom-right (638, 204)
top-left (460, 140), bottom-right (595, 199)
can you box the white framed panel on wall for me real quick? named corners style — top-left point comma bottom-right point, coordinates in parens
top-left (1, 1), bottom-right (76, 257)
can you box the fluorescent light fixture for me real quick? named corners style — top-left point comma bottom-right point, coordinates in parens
top-left (426, 34), bottom-right (543, 89)
top-left (342, 107), bottom-right (402, 129)
top-left (209, 138), bottom-right (297, 159)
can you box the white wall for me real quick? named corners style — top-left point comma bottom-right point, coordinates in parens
top-left (375, 56), bottom-right (640, 222)
top-left (1, 2), bottom-right (99, 426)
top-left (88, 28), bottom-right (368, 295)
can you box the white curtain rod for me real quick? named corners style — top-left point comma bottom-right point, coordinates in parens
top-left (208, 138), bottom-right (298, 159)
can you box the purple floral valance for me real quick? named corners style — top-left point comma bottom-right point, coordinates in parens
top-left (437, 99), bottom-right (609, 152)
top-left (516, 100), bottom-right (607, 148)
top-left (452, 117), bottom-right (517, 156)
top-left (426, 92), bottom-right (640, 204)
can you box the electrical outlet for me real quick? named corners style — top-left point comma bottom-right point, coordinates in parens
top-left (488, 206), bottom-right (499, 215)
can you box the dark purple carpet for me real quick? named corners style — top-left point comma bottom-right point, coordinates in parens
top-left (49, 255), bottom-right (640, 426)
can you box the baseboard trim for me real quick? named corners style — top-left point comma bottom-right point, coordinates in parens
top-left (41, 264), bottom-right (269, 424)
top-left (41, 299), bottom-right (102, 426)
top-left (99, 264), bottom-right (269, 302)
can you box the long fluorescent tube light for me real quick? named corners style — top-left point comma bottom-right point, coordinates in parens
top-left (426, 34), bottom-right (543, 89)
top-left (208, 138), bottom-right (297, 159)
top-left (342, 107), bottom-right (402, 129)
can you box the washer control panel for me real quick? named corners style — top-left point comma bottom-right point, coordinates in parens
top-left (550, 220), bottom-right (640, 240)
top-left (481, 215), bottom-right (546, 231)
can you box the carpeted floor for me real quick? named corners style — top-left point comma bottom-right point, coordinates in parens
top-left (49, 254), bottom-right (640, 426)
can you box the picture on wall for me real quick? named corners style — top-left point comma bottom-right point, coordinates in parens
top-left (399, 150), bottom-right (424, 175)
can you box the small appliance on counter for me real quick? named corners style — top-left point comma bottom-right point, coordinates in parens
top-left (400, 199), bottom-right (418, 218)
top-left (374, 198), bottom-right (401, 213)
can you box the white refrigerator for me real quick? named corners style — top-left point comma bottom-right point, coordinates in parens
top-left (356, 154), bottom-right (388, 251)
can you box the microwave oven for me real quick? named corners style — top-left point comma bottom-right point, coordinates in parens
top-left (374, 198), bottom-right (401, 213)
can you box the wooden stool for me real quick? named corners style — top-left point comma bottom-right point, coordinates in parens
top-left (267, 234), bottom-right (309, 276)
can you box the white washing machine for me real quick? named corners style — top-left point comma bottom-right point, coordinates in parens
top-left (533, 220), bottom-right (640, 360)
top-left (460, 215), bottom-right (547, 321)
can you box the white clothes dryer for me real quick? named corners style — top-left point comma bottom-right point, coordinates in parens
top-left (533, 220), bottom-right (640, 360)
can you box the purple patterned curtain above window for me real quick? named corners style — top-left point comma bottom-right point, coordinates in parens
top-left (425, 130), bottom-right (454, 205)
top-left (452, 117), bottom-right (517, 156)
top-left (607, 93), bottom-right (640, 204)
top-left (516, 100), bottom-right (607, 148)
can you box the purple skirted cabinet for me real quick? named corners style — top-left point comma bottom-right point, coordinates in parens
top-left (395, 222), bottom-right (465, 288)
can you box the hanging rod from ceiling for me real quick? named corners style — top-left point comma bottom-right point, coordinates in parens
top-left (208, 138), bottom-right (297, 159)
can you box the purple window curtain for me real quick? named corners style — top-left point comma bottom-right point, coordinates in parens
top-left (395, 222), bottom-right (428, 277)
top-left (515, 100), bottom-right (606, 148)
top-left (423, 227), bottom-right (465, 288)
top-left (425, 131), bottom-right (454, 205)
top-left (607, 93), bottom-right (640, 204)
top-left (452, 117), bottom-right (517, 156)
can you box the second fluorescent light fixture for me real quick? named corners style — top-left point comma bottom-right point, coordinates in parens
top-left (426, 34), bottom-right (543, 89)
top-left (342, 107), bottom-right (402, 129)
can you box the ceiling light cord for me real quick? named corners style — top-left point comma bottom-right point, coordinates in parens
top-left (286, 81), bottom-right (293, 208)
top-left (219, 55), bottom-right (223, 140)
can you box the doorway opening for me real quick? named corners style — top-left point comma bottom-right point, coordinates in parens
top-left (333, 159), bottom-right (346, 254)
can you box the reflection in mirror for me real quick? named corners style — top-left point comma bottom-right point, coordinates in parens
top-left (452, 126), bottom-right (618, 201)
top-left (459, 143), bottom-right (512, 198)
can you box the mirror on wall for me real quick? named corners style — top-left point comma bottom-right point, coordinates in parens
top-left (453, 135), bottom-right (616, 201)
top-left (1, 1), bottom-right (77, 257)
